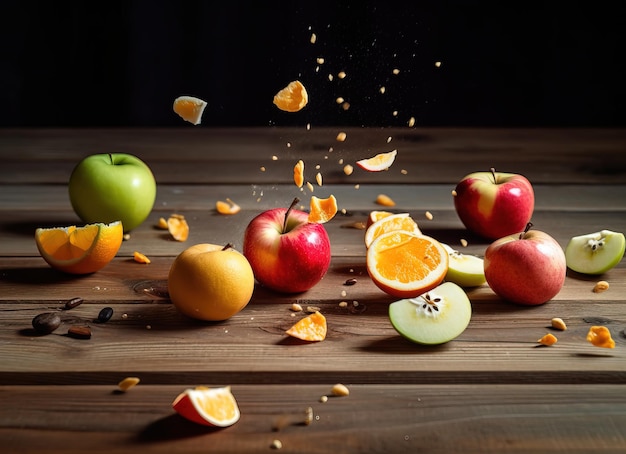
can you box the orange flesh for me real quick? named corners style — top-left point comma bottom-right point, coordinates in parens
top-left (167, 215), bottom-right (189, 241)
top-left (286, 311), bottom-right (327, 341)
top-left (586, 326), bottom-right (615, 348)
top-left (308, 195), bottom-right (338, 224)
top-left (374, 235), bottom-right (443, 283)
top-left (294, 160), bottom-right (305, 187)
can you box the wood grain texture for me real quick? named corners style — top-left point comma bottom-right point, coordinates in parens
top-left (1, 128), bottom-right (625, 452)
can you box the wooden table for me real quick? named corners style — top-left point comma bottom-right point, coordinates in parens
top-left (1, 128), bottom-right (625, 453)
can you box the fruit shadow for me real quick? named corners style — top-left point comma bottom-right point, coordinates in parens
top-left (1, 219), bottom-right (81, 237)
top-left (0, 266), bottom-right (80, 286)
top-left (135, 413), bottom-right (227, 443)
top-left (358, 335), bottom-right (451, 354)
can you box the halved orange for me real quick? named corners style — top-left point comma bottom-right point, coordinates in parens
top-left (273, 80), bottom-right (308, 112)
top-left (367, 230), bottom-right (448, 298)
top-left (356, 149), bottom-right (397, 172)
top-left (172, 386), bottom-right (241, 427)
top-left (308, 195), bottom-right (338, 224)
top-left (364, 213), bottom-right (422, 248)
top-left (366, 210), bottom-right (394, 229)
top-left (286, 311), bottom-right (327, 341)
top-left (35, 221), bottom-right (123, 274)
top-left (173, 96), bottom-right (207, 125)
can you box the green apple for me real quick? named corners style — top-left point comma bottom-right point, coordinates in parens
top-left (69, 153), bottom-right (157, 232)
top-left (565, 230), bottom-right (625, 275)
top-left (388, 282), bottom-right (472, 345)
top-left (441, 243), bottom-right (486, 287)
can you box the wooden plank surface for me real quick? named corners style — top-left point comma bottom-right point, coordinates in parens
top-left (1, 128), bottom-right (625, 453)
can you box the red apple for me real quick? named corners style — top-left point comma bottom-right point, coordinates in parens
top-left (243, 198), bottom-right (331, 293)
top-left (454, 168), bottom-right (534, 240)
top-left (484, 224), bottom-right (566, 305)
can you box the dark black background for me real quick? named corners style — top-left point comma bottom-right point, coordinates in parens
top-left (2, 1), bottom-right (625, 127)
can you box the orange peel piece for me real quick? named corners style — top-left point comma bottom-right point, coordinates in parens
top-left (294, 160), bottom-right (305, 188)
top-left (586, 326), bottom-right (615, 348)
top-left (286, 311), bottom-right (327, 341)
top-left (173, 96), bottom-right (207, 125)
top-left (133, 251), bottom-right (151, 264)
top-left (537, 333), bottom-right (557, 346)
top-left (156, 217), bottom-right (169, 230)
top-left (308, 195), bottom-right (338, 224)
top-left (216, 198), bottom-right (241, 215)
top-left (167, 214), bottom-right (189, 242)
top-left (375, 194), bottom-right (396, 207)
top-left (356, 149), bottom-right (397, 172)
top-left (273, 80), bottom-right (308, 112)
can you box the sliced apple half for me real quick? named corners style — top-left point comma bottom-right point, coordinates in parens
top-left (388, 282), bottom-right (472, 345)
top-left (441, 243), bottom-right (486, 288)
top-left (565, 229), bottom-right (625, 275)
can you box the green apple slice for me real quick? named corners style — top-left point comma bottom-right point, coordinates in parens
top-left (388, 282), bottom-right (472, 345)
top-left (565, 230), bottom-right (625, 275)
top-left (441, 243), bottom-right (486, 288)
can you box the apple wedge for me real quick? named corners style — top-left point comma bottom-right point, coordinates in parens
top-left (388, 282), bottom-right (472, 345)
top-left (441, 243), bottom-right (486, 288)
top-left (565, 229), bottom-right (625, 275)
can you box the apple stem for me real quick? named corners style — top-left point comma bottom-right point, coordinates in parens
top-left (222, 243), bottom-right (234, 251)
top-left (490, 167), bottom-right (497, 184)
top-left (108, 153), bottom-right (114, 165)
top-left (282, 197), bottom-right (300, 234)
top-left (520, 222), bottom-right (533, 239)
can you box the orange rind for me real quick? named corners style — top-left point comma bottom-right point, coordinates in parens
top-left (586, 326), bottom-right (615, 348)
top-left (167, 214), bottom-right (189, 242)
top-left (216, 198), bottom-right (241, 215)
top-left (364, 213), bottom-right (421, 248)
top-left (133, 251), bottom-right (151, 264)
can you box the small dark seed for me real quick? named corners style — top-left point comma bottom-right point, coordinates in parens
top-left (344, 278), bottom-right (357, 286)
top-left (68, 326), bottom-right (92, 339)
top-left (64, 297), bottom-right (84, 310)
top-left (96, 307), bottom-right (114, 323)
top-left (32, 312), bottom-right (61, 334)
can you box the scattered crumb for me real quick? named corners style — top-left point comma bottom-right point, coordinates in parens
top-left (310, 33), bottom-right (316, 44)
top-left (392, 68), bottom-right (400, 75)
top-left (408, 117), bottom-right (416, 127)
top-left (551, 317), bottom-right (567, 331)
top-left (336, 131), bottom-right (347, 142)
top-left (460, 239), bottom-right (468, 247)
top-left (435, 61), bottom-right (442, 67)
top-left (320, 395), bottom-right (328, 403)
top-left (339, 301), bottom-right (348, 308)
top-left (272, 155), bottom-right (278, 161)
top-left (425, 211), bottom-right (434, 220)
top-left (343, 164), bottom-right (354, 175)
top-left (331, 383), bottom-right (350, 396)
top-left (451, 189), bottom-right (458, 196)
top-left (271, 439), bottom-right (283, 450)
top-left (379, 86), bottom-right (386, 94)
top-left (317, 57), bottom-right (325, 65)
top-left (306, 182), bottom-right (314, 192)
top-left (336, 97), bottom-right (344, 104)
top-left (123, 233), bottom-right (131, 241)
top-left (260, 166), bottom-right (266, 172)
top-left (291, 303), bottom-right (303, 312)
top-left (118, 376), bottom-right (140, 392)
top-left (315, 172), bottom-right (323, 186)
top-left (375, 194), bottom-right (396, 207)
top-left (593, 281), bottom-right (609, 293)
top-left (401, 169), bottom-right (408, 175)
top-left (306, 305), bottom-right (321, 313)
top-left (340, 290), bottom-right (347, 297)
top-left (338, 71), bottom-right (346, 79)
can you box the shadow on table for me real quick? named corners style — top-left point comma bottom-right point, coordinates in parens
top-left (136, 414), bottom-right (225, 443)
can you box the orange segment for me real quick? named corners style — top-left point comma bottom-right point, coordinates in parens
top-left (364, 213), bottom-right (421, 248)
top-left (35, 221), bottom-right (123, 274)
top-left (294, 160), bottom-right (305, 188)
top-left (286, 311), bottom-right (327, 341)
top-left (273, 80), bottom-right (308, 112)
top-left (367, 230), bottom-right (448, 298)
top-left (216, 198), bottom-right (241, 215)
top-left (366, 210), bottom-right (394, 229)
top-left (133, 251), bottom-right (151, 264)
top-left (167, 214), bottom-right (189, 242)
top-left (586, 326), bottom-right (615, 348)
top-left (356, 149), bottom-right (397, 172)
top-left (173, 96), bottom-right (207, 125)
top-left (375, 194), bottom-right (396, 207)
top-left (172, 386), bottom-right (240, 427)
top-left (308, 195), bottom-right (338, 224)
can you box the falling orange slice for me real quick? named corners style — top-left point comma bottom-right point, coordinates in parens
top-left (364, 213), bottom-right (422, 248)
top-left (167, 214), bottom-right (189, 242)
top-left (308, 195), bottom-right (338, 224)
top-left (294, 160), bottom-right (305, 188)
top-left (286, 311), bottom-right (327, 341)
top-left (35, 221), bottom-right (123, 274)
top-left (172, 386), bottom-right (241, 427)
top-left (356, 150), bottom-right (397, 172)
top-left (173, 96), bottom-right (207, 125)
top-left (367, 230), bottom-right (448, 298)
top-left (216, 198), bottom-right (241, 215)
top-left (273, 80), bottom-right (308, 112)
